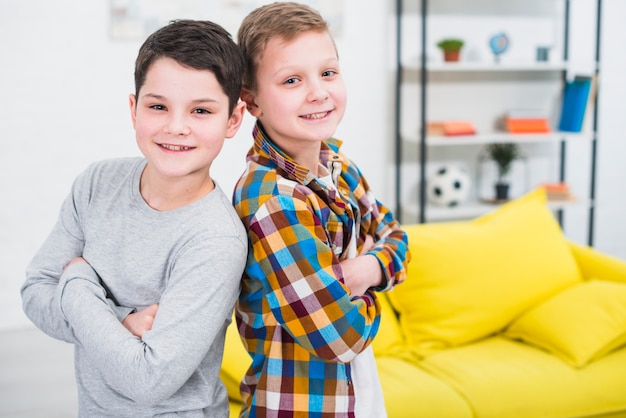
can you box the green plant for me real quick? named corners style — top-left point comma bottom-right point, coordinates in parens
top-left (486, 143), bottom-right (521, 183)
top-left (436, 38), bottom-right (464, 52)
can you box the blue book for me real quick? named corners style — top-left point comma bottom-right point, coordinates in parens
top-left (558, 76), bottom-right (592, 132)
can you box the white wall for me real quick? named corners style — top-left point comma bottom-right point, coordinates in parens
top-left (0, 0), bottom-right (393, 330)
top-left (593, 0), bottom-right (626, 258)
top-left (1, 0), bottom-right (625, 331)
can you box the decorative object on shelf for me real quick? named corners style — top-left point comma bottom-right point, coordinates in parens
top-left (427, 165), bottom-right (471, 207)
top-left (436, 38), bottom-right (464, 62)
top-left (540, 182), bottom-right (575, 202)
top-left (506, 118), bottom-right (550, 133)
top-left (486, 143), bottom-right (521, 201)
top-left (427, 121), bottom-right (476, 136)
top-left (536, 46), bottom-right (551, 62)
top-left (488, 32), bottom-right (509, 63)
top-left (505, 109), bottom-right (550, 133)
top-left (558, 75), bottom-right (594, 133)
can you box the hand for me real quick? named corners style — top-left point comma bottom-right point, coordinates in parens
top-left (64, 256), bottom-right (87, 270)
top-left (359, 235), bottom-right (375, 255)
top-left (122, 304), bottom-right (159, 339)
top-left (340, 235), bottom-right (383, 296)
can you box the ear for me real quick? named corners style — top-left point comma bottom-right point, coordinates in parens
top-left (225, 100), bottom-right (247, 139)
top-left (129, 94), bottom-right (138, 129)
top-left (240, 86), bottom-right (262, 117)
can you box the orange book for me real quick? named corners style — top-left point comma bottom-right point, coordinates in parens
top-left (540, 182), bottom-right (574, 201)
top-left (506, 118), bottom-right (550, 133)
top-left (443, 121), bottom-right (476, 136)
top-left (427, 121), bottom-right (475, 136)
top-left (541, 182), bottom-right (569, 193)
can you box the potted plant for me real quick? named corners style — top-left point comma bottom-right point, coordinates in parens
top-left (437, 38), bottom-right (464, 62)
top-left (486, 142), bottom-right (520, 200)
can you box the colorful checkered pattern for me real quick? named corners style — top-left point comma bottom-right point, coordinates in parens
top-left (233, 122), bottom-right (409, 417)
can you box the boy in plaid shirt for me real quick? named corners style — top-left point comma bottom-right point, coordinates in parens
top-left (232, 2), bottom-right (410, 417)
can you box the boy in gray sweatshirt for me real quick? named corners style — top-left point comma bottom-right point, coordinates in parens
top-left (21, 19), bottom-right (247, 417)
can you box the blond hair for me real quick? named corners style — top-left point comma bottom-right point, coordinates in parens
top-left (238, 2), bottom-right (332, 91)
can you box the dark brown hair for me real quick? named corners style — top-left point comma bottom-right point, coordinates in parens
top-left (134, 19), bottom-right (243, 114)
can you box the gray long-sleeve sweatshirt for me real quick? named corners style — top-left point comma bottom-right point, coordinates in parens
top-left (21, 157), bottom-right (247, 417)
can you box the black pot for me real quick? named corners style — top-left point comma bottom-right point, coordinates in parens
top-left (495, 182), bottom-right (510, 200)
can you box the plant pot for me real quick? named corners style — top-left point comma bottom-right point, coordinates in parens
top-left (495, 182), bottom-right (510, 201)
top-left (443, 50), bottom-right (461, 62)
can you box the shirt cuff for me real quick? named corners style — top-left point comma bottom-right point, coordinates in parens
top-left (367, 250), bottom-right (391, 292)
top-left (57, 262), bottom-right (105, 321)
top-left (107, 300), bottom-right (136, 322)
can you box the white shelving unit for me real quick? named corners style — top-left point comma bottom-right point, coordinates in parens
top-left (404, 61), bottom-right (569, 72)
top-left (394, 0), bottom-right (599, 233)
top-left (403, 197), bottom-right (585, 223)
top-left (405, 132), bottom-right (590, 146)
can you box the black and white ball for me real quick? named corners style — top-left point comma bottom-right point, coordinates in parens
top-left (427, 165), bottom-right (471, 207)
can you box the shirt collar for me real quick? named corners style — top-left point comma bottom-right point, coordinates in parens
top-left (252, 121), bottom-right (344, 185)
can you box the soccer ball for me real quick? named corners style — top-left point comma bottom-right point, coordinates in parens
top-left (427, 165), bottom-right (471, 207)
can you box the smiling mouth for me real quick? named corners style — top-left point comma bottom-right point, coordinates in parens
top-left (301, 111), bottom-right (330, 120)
top-left (159, 144), bottom-right (194, 151)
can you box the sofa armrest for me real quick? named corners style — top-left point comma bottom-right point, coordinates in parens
top-left (567, 241), bottom-right (626, 283)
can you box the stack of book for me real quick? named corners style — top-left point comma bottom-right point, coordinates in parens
top-left (505, 109), bottom-right (551, 133)
top-left (540, 182), bottom-right (574, 201)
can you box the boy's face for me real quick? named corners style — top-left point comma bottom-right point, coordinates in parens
top-left (243, 30), bottom-right (346, 156)
top-left (129, 57), bottom-right (244, 181)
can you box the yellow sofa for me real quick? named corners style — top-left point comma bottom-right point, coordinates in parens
top-left (221, 189), bottom-right (626, 418)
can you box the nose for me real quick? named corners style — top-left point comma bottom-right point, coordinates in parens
top-left (164, 112), bottom-right (191, 136)
top-left (307, 79), bottom-right (329, 103)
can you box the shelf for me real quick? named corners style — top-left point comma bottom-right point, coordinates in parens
top-left (425, 201), bottom-right (497, 222)
top-left (394, 0), bottom-right (599, 240)
top-left (403, 197), bottom-right (583, 223)
top-left (402, 132), bottom-right (592, 146)
top-left (403, 61), bottom-right (568, 73)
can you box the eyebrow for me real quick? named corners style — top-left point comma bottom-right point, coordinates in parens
top-left (141, 93), bottom-right (219, 104)
top-left (272, 57), bottom-right (340, 77)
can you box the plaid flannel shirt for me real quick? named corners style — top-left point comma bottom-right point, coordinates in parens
top-left (232, 122), bottom-right (409, 417)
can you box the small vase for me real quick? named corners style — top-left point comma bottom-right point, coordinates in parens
top-left (495, 183), bottom-right (510, 201)
top-left (443, 50), bottom-right (461, 62)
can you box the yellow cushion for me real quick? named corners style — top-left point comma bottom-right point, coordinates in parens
top-left (228, 400), bottom-right (242, 418)
top-left (504, 279), bottom-right (626, 367)
top-left (376, 357), bottom-right (473, 417)
top-left (389, 188), bottom-right (582, 355)
top-left (371, 293), bottom-right (406, 357)
top-left (219, 314), bottom-right (250, 404)
top-left (420, 337), bottom-right (626, 418)
top-left (568, 241), bottom-right (626, 284)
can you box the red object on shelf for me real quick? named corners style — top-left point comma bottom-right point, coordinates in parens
top-left (427, 121), bottom-right (476, 136)
top-left (506, 118), bottom-right (551, 133)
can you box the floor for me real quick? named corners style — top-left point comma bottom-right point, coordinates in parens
top-left (0, 327), bottom-right (77, 417)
